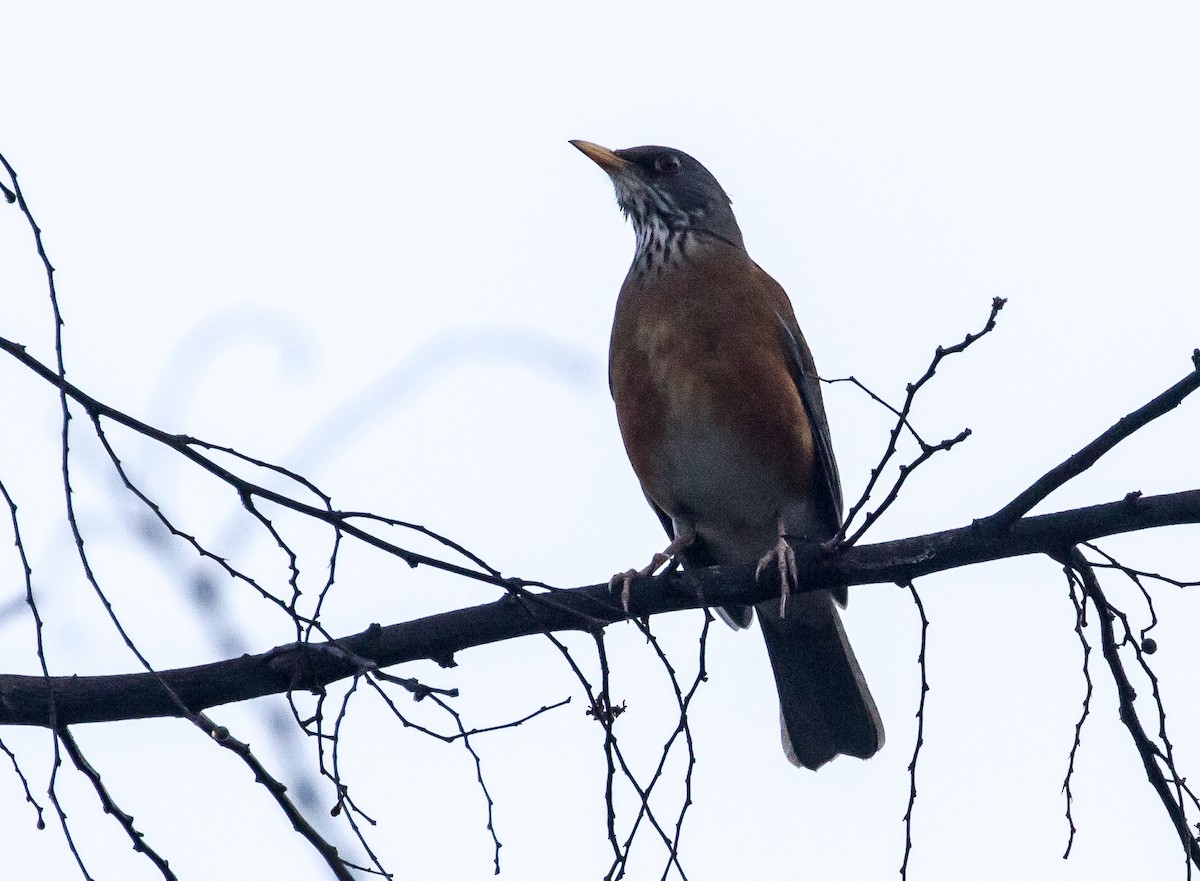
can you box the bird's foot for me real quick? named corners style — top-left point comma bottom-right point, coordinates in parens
top-left (609, 525), bottom-right (695, 614)
top-left (609, 552), bottom-right (671, 613)
top-left (755, 522), bottom-right (798, 617)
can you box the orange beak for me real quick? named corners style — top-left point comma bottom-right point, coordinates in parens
top-left (569, 140), bottom-right (630, 175)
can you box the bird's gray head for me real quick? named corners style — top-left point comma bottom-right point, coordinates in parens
top-left (571, 141), bottom-right (746, 258)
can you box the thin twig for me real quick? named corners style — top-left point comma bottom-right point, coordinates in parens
top-left (0, 334), bottom-right (529, 592)
top-left (1060, 565), bottom-right (1094, 859)
top-left (663, 615), bottom-right (709, 881)
top-left (58, 728), bottom-right (176, 880)
top-left (607, 615), bottom-right (706, 881)
top-left (593, 631), bottom-right (623, 865)
top-left (327, 678), bottom-right (391, 878)
top-left (900, 581), bottom-right (929, 880)
top-left (0, 736), bottom-right (45, 830)
top-left (840, 428), bottom-right (971, 548)
top-left (0, 481), bottom-right (49, 832)
top-left (3, 148), bottom-right (106, 881)
top-left (89, 414), bottom-right (314, 623)
top-left (822, 375), bottom-right (928, 446)
top-left (833, 297), bottom-right (1005, 546)
top-left (1066, 548), bottom-right (1200, 869)
top-left (431, 692), bottom-right (503, 874)
top-left (454, 698), bottom-right (572, 738)
top-left (199, 713), bottom-right (356, 881)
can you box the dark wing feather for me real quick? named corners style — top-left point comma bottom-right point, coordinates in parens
top-left (775, 311), bottom-right (843, 528)
top-left (775, 311), bottom-right (847, 604)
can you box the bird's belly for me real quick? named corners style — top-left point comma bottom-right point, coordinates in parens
top-left (652, 414), bottom-right (819, 564)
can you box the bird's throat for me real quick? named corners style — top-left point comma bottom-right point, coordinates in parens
top-left (631, 216), bottom-right (689, 281)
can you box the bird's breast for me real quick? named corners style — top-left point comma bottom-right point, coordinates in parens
top-left (608, 254), bottom-right (821, 562)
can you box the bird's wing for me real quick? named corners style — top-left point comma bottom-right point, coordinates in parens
top-left (775, 311), bottom-right (845, 538)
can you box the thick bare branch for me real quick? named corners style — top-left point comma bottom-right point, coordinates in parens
top-left (1, 489), bottom-right (1197, 729)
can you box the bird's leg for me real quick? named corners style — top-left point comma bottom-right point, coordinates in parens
top-left (755, 516), bottom-right (798, 617)
top-left (610, 523), bottom-right (696, 613)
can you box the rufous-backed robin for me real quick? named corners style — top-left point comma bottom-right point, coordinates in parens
top-left (572, 140), bottom-right (884, 770)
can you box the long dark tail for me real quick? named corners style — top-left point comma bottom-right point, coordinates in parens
top-left (756, 590), bottom-right (884, 770)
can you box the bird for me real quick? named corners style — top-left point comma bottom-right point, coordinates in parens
top-left (571, 139), bottom-right (884, 770)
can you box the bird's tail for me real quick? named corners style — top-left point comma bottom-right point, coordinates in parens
top-left (756, 590), bottom-right (884, 770)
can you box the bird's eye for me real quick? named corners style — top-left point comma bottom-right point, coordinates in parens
top-left (654, 154), bottom-right (681, 174)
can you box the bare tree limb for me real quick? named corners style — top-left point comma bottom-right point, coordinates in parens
top-left (0, 488), bottom-right (1196, 729)
top-left (984, 350), bottom-right (1200, 530)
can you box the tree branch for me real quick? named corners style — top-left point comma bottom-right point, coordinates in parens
top-left (1, 489), bottom-right (1197, 728)
top-left (0, 334), bottom-right (518, 591)
top-left (983, 350), bottom-right (1200, 529)
top-left (1065, 548), bottom-right (1200, 868)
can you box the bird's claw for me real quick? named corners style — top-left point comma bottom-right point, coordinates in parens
top-left (609, 552), bottom-right (670, 614)
top-left (609, 570), bottom-right (637, 613)
top-left (755, 530), bottom-right (798, 617)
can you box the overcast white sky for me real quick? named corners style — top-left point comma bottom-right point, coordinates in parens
top-left (2, 4), bottom-right (1200, 879)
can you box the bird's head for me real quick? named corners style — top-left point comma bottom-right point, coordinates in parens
top-left (571, 141), bottom-right (745, 256)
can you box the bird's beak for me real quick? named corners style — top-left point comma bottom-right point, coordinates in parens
top-left (570, 140), bottom-right (630, 176)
